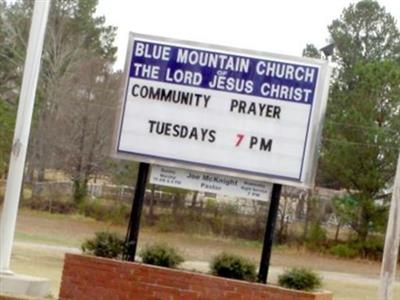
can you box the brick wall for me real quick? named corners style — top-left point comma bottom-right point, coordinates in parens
top-left (60, 254), bottom-right (332, 300)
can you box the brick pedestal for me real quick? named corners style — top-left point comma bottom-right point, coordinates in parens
top-left (60, 254), bottom-right (332, 300)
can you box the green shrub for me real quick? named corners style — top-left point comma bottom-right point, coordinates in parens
top-left (329, 244), bottom-right (358, 258)
top-left (328, 239), bottom-right (384, 260)
top-left (23, 197), bottom-right (77, 214)
top-left (355, 239), bottom-right (384, 260)
top-left (108, 204), bottom-right (130, 224)
top-left (156, 215), bottom-right (179, 232)
top-left (184, 219), bottom-right (212, 235)
top-left (305, 224), bottom-right (328, 252)
top-left (81, 231), bottom-right (126, 258)
top-left (204, 198), bottom-right (219, 214)
top-left (220, 202), bottom-right (239, 216)
top-left (210, 253), bottom-right (256, 282)
top-left (140, 243), bottom-right (184, 268)
top-left (79, 200), bottom-right (106, 220)
top-left (79, 200), bottom-right (129, 224)
top-left (278, 268), bottom-right (322, 291)
top-left (308, 223), bottom-right (327, 242)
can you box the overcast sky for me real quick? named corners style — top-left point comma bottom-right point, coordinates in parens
top-left (96, 0), bottom-right (400, 70)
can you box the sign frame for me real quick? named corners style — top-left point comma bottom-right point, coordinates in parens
top-left (112, 32), bottom-right (331, 188)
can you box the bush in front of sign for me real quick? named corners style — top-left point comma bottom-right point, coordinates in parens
top-left (81, 231), bottom-right (127, 259)
top-left (210, 252), bottom-right (256, 282)
top-left (139, 243), bottom-right (184, 268)
top-left (278, 268), bottom-right (322, 291)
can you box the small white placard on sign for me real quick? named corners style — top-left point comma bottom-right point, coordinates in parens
top-left (150, 165), bottom-right (272, 201)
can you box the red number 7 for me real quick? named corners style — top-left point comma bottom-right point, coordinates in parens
top-left (235, 134), bottom-right (245, 147)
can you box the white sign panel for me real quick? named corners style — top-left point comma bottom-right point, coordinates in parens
top-left (150, 165), bottom-right (272, 201)
top-left (114, 33), bottom-right (331, 188)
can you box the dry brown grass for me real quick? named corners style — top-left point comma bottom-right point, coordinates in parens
top-left (5, 209), bottom-right (400, 300)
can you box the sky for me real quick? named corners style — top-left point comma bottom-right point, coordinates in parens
top-left (96, 0), bottom-right (400, 70)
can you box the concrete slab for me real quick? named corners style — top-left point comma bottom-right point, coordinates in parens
top-left (0, 294), bottom-right (43, 300)
top-left (0, 274), bottom-right (51, 298)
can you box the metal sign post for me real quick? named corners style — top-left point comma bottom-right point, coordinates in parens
top-left (0, 0), bottom-right (51, 274)
top-left (258, 184), bottom-right (282, 283)
top-left (123, 162), bottom-right (150, 261)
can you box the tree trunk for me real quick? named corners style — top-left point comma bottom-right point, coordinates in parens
top-left (335, 219), bottom-right (342, 242)
top-left (148, 184), bottom-right (155, 225)
top-left (37, 165), bottom-right (45, 182)
top-left (278, 196), bottom-right (288, 243)
top-left (199, 198), bottom-right (204, 217)
top-left (191, 191), bottom-right (199, 208)
top-left (357, 204), bottom-right (370, 242)
top-left (24, 160), bottom-right (34, 183)
top-left (172, 194), bottom-right (181, 217)
top-left (303, 193), bottom-right (312, 239)
top-left (73, 178), bottom-right (88, 205)
top-left (296, 193), bottom-right (306, 220)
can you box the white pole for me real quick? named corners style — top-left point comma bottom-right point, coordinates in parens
top-left (0, 0), bottom-right (51, 274)
top-left (378, 152), bottom-right (400, 300)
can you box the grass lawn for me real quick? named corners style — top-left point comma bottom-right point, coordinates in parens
top-left (325, 280), bottom-right (400, 300)
top-left (5, 209), bottom-right (400, 299)
top-left (11, 247), bottom-right (64, 298)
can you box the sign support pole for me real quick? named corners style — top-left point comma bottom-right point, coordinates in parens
top-left (123, 162), bottom-right (150, 261)
top-left (0, 0), bottom-right (51, 274)
top-left (258, 183), bottom-right (282, 283)
top-left (378, 153), bottom-right (400, 300)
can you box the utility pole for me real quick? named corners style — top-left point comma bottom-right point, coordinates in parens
top-left (0, 0), bottom-right (51, 274)
top-left (378, 152), bottom-right (400, 300)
